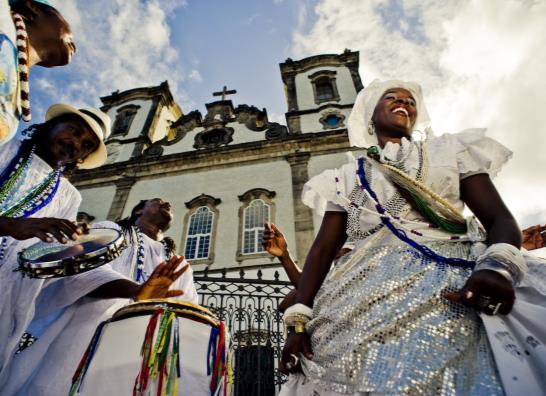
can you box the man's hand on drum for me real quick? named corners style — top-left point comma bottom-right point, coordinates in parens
top-left (0, 217), bottom-right (84, 243)
top-left (280, 331), bottom-right (313, 374)
top-left (444, 269), bottom-right (515, 315)
top-left (136, 255), bottom-right (189, 301)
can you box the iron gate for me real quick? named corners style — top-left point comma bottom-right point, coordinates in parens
top-left (194, 267), bottom-right (293, 395)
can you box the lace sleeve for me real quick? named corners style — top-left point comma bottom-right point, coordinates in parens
top-left (451, 128), bottom-right (513, 179)
top-left (301, 155), bottom-right (357, 216)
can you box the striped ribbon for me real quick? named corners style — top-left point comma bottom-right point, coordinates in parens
top-left (10, 13), bottom-right (31, 122)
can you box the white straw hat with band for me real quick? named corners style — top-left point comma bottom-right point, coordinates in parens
top-left (45, 103), bottom-right (111, 169)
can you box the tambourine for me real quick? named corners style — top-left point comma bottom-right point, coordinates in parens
top-left (17, 227), bottom-right (126, 278)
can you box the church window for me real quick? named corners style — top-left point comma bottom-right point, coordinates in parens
top-left (308, 70), bottom-right (341, 105)
top-left (242, 200), bottom-right (270, 254)
top-left (316, 78), bottom-right (334, 101)
top-left (319, 111), bottom-right (346, 130)
top-left (184, 207), bottom-right (214, 260)
top-left (111, 104), bottom-right (140, 137)
top-left (237, 188), bottom-right (276, 261)
top-left (182, 194), bottom-right (221, 266)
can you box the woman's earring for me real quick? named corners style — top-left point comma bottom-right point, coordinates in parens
top-left (367, 120), bottom-right (375, 135)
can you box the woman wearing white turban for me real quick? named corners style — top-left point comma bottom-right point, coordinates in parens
top-left (279, 80), bottom-right (546, 395)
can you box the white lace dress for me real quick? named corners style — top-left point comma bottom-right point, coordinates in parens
top-left (280, 130), bottom-right (546, 395)
top-left (5, 221), bottom-right (199, 396)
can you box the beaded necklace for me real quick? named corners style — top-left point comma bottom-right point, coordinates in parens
top-left (345, 139), bottom-right (426, 240)
top-left (130, 226), bottom-right (171, 283)
top-left (0, 144), bottom-right (61, 218)
top-left (356, 157), bottom-right (475, 268)
top-left (0, 144), bottom-right (62, 261)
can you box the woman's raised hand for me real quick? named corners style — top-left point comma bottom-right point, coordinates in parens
top-left (136, 255), bottom-right (188, 301)
top-left (444, 269), bottom-right (515, 315)
top-left (262, 222), bottom-right (288, 258)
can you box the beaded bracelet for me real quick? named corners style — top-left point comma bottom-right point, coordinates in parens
top-left (283, 303), bottom-right (313, 327)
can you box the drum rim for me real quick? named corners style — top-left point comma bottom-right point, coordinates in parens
top-left (18, 228), bottom-right (125, 269)
top-left (112, 299), bottom-right (219, 327)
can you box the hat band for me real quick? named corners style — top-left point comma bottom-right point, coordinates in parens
top-left (79, 109), bottom-right (107, 137)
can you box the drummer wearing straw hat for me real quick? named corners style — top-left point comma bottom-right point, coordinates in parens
top-left (0, 104), bottom-right (188, 392)
top-left (1, 0), bottom-right (77, 143)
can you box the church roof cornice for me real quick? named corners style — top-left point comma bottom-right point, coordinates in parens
top-left (70, 129), bottom-right (350, 188)
top-left (280, 49), bottom-right (359, 81)
top-left (100, 81), bottom-right (182, 117)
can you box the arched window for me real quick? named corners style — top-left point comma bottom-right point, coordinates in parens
top-left (237, 188), bottom-right (276, 261)
top-left (184, 206), bottom-right (214, 260)
top-left (308, 70), bottom-right (340, 105)
top-left (243, 199), bottom-right (270, 254)
top-left (315, 78), bottom-right (334, 101)
top-left (111, 104), bottom-right (140, 137)
top-left (182, 194), bottom-right (221, 266)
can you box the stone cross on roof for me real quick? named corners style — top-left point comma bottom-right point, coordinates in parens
top-left (213, 86), bottom-right (237, 101)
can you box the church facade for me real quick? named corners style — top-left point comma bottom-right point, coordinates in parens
top-left (72, 49), bottom-right (363, 277)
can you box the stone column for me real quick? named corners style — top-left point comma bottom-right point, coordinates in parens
top-left (286, 152), bottom-right (314, 268)
top-left (107, 177), bottom-right (136, 221)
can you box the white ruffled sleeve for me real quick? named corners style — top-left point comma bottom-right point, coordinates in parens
top-left (301, 154), bottom-right (357, 216)
top-left (451, 128), bottom-right (513, 179)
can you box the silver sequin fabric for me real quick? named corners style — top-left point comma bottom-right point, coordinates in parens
top-left (302, 241), bottom-right (504, 395)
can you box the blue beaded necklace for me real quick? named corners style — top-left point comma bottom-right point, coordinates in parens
top-left (0, 144), bottom-right (62, 261)
top-left (0, 143), bottom-right (62, 218)
top-left (356, 157), bottom-right (475, 269)
top-left (131, 226), bottom-right (171, 283)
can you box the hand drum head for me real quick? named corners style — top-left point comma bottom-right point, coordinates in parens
top-left (18, 227), bottom-right (126, 278)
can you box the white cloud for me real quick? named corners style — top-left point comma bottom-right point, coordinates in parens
top-left (291, 0), bottom-right (546, 225)
top-left (49, 0), bottom-right (188, 107)
top-left (188, 69), bottom-right (202, 83)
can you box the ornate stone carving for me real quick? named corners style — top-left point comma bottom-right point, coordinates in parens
top-left (194, 127), bottom-right (234, 150)
top-left (238, 188), bottom-right (276, 203)
top-left (234, 105), bottom-right (268, 131)
top-left (265, 122), bottom-right (288, 140)
top-left (319, 111), bottom-right (346, 130)
top-left (185, 194), bottom-right (222, 209)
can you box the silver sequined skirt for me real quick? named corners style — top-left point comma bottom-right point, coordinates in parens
top-left (302, 242), bottom-right (504, 395)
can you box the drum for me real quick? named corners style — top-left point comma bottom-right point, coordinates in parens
top-left (70, 300), bottom-right (231, 396)
top-left (18, 227), bottom-right (126, 278)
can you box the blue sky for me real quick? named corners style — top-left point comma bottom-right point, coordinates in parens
top-left (30, 0), bottom-right (308, 122)
top-left (25, 0), bottom-right (546, 226)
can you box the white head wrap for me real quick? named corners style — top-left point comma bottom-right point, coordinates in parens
top-left (347, 79), bottom-right (431, 148)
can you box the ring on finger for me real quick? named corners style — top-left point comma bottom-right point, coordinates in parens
top-left (487, 302), bottom-right (503, 315)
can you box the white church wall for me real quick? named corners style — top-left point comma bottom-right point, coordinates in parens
top-left (104, 99), bottom-right (153, 163)
top-left (229, 122), bottom-right (267, 145)
top-left (299, 107), bottom-right (353, 134)
top-left (162, 123), bottom-right (268, 156)
top-left (78, 185), bottom-right (117, 221)
top-left (151, 106), bottom-right (177, 143)
top-left (162, 127), bottom-right (204, 155)
top-left (122, 160), bottom-right (296, 272)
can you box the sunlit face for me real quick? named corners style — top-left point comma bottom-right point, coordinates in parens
top-left (372, 88), bottom-right (418, 137)
top-left (40, 116), bottom-right (99, 168)
top-left (26, 6), bottom-right (76, 67)
top-left (140, 198), bottom-right (173, 229)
